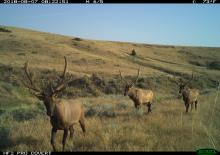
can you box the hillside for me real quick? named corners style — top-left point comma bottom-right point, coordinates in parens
top-left (1, 26), bottom-right (220, 77)
top-left (0, 25), bottom-right (219, 151)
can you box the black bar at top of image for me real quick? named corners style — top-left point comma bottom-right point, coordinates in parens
top-left (69, 0), bottom-right (219, 3)
top-left (0, 0), bottom-right (219, 3)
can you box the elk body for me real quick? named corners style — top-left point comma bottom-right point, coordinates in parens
top-left (119, 69), bottom-right (154, 113)
top-left (21, 56), bottom-right (86, 151)
top-left (174, 74), bottom-right (199, 113)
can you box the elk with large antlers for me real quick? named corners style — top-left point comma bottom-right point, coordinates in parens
top-left (119, 68), bottom-right (154, 113)
top-left (173, 73), bottom-right (199, 113)
top-left (21, 56), bottom-right (86, 151)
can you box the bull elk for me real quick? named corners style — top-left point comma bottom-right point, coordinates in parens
top-left (21, 56), bottom-right (86, 151)
top-left (119, 68), bottom-right (154, 113)
top-left (174, 73), bottom-right (199, 113)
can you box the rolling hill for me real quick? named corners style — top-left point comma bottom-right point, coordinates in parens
top-left (0, 25), bottom-right (219, 151)
top-left (1, 25), bottom-right (220, 77)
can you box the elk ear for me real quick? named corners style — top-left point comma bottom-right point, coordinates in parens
top-left (52, 93), bottom-right (58, 99)
top-left (129, 83), bottom-right (134, 88)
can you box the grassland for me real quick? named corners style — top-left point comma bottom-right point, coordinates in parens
top-left (0, 25), bottom-right (220, 151)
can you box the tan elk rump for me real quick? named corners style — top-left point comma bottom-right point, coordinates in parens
top-left (119, 68), bottom-right (154, 113)
top-left (21, 56), bottom-right (85, 151)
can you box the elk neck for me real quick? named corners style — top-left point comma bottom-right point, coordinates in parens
top-left (180, 87), bottom-right (190, 100)
top-left (127, 87), bottom-right (138, 101)
top-left (43, 95), bottom-right (60, 117)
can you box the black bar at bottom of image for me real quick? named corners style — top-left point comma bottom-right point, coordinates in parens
top-left (0, 151), bottom-right (201, 155)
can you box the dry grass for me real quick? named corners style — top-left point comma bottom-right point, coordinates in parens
top-left (1, 26), bottom-right (220, 78)
top-left (0, 26), bottom-right (220, 152)
top-left (1, 91), bottom-right (219, 152)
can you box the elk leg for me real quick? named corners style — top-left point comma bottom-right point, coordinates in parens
top-left (185, 103), bottom-right (189, 113)
top-left (195, 100), bottom-right (198, 110)
top-left (62, 129), bottom-right (68, 151)
top-left (51, 128), bottom-right (57, 152)
top-left (137, 104), bottom-right (141, 110)
top-left (69, 125), bottom-right (74, 140)
top-left (191, 102), bottom-right (193, 111)
top-left (134, 104), bottom-right (138, 109)
top-left (147, 103), bottom-right (152, 113)
top-left (79, 119), bottom-right (86, 136)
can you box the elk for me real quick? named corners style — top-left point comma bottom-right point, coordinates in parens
top-left (21, 56), bottom-right (86, 151)
top-left (173, 73), bottom-right (199, 113)
top-left (119, 68), bottom-right (154, 113)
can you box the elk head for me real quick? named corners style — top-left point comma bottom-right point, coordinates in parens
top-left (21, 56), bottom-right (70, 117)
top-left (119, 68), bottom-right (140, 96)
top-left (173, 73), bottom-right (194, 96)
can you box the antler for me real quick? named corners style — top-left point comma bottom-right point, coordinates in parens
top-left (20, 61), bottom-right (43, 99)
top-left (173, 77), bottom-right (180, 85)
top-left (183, 72), bottom-right (194, 87)
top-left (119, 68), bottom-right (140, 86)
top-left (172, 76), bottom-right (183, 86)
top-left (119, 70), bottom-right (128, 85)
top-left (23, 61), bottom-right (40, 92)
top-left (132, 67), bottom-right (140, 85)
top-left (61, 56), bottom-right (67, 79)
top-left (51, 56), bottom-right (70, 95)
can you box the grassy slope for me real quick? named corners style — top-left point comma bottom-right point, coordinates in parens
top-left (1, 26), bottom-right (220, 77)
top-left (0, 26), bottom-right (220, 151)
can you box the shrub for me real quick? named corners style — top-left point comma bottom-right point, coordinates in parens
top-left (0, 126), bottom-right (11, 149)
top-left (0, 27), bottom-right (11, 33)
top-left (31, 51), bottom-right (38, 54)
top-left (68, 75), bottom-right (102, 97)
top-left (0, 109), bottom-right (6, 116)
top-left (91, 73), bottom-right (106, 88)
top-left (188, 60), bottom-right (205, 67)
top-left (12, 108), bottom-right (40, 122)
top-left (98, 104), bottom-right (116, 117)
top-left (207, 61), bottom-right (220, 70)
top-left (132, 108), bottom-right (144, 117)
top-left (116, 102), bottom-right (129, 110)
top-left (85, 107), bottom-right (99, 117)
top-left (17, 53), bottom-right (26, 56)
top-left (105, 79), bottom-right (122, 94)
top-left (73, 37), bottom-right (82, 41)
top-left (100, 110), bottom-right (116, 117)
top-left (85, 103), bottom-right (116, 118)
top-left (130, 49), bottom-right (137, 56)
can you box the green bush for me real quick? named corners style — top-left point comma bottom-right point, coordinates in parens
top-left (85, 103), bottom-right (116, 118)
top-left (31, 51), bottom-right (38, 54)
top-left (0, 126), bottom-right (11, 150)
top-left (85, 107), bottom-right (99, 117)
top-left (12, 108), bottom-right (41, 122)
top-left (1, 63), bottom-right (217, 100)
top-left (132, 108), bottom-right (145, 117)
top-left (207, 61), bottom-right (220, 70)
top-left (0, 109), bottom-right (6, 116)
top-left (105, 79), bottom-right (122, 94)
top-left (91, 73), bottom-right (106, 88)
top-left (67, 75), bottom-right (103, 97)
top-left (116, 102), bottom-right (130, 110)
top-left (17, 53), bottom-right (26, 56)
top-left (0, 27), bottom-right (11, 33)
top-left (73, 37), bottom-right (82, 41)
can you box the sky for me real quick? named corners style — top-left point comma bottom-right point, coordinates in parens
top-left (0, 4), bottom-right (220, 47)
